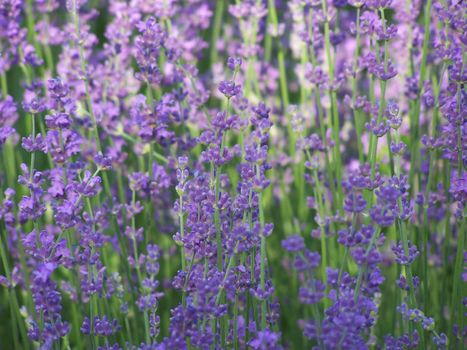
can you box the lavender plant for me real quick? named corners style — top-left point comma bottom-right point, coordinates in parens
top-left (0, 0), bottom-right (465, 349)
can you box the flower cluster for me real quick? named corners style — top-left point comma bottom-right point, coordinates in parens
top-left (0, 0), bottom-right (465, 349)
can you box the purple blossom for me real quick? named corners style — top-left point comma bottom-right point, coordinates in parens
top-left (249, 329), bottom-right (282, 350)
top-left (0, 95), bottom-right (17, 145)
top-left (0, 1), bottom-right (462, 349)
top-left (218, 80), bottom-right (242, 99)
top-left (392, 241), bottom-right (419, 265)
top-left (281, 234), bottom-right (305, 252)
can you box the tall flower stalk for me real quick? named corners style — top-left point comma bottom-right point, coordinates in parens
top-left (0, 1), bottom-right (464, 349)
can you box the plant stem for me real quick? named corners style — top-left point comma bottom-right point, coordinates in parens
top-left (322, 0), bottom-right (344, 212)
top-left (210, 1), bottom-right (224, 67)
top-left (351, 6), bottom-right (364, 163)
top-left (408, 0), bottom-right (432, 192)
top-left (71, 0), bottom-right (111, 199)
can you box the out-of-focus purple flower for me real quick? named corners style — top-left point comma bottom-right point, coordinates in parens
top-left (218, 80), bottom-right (242, 99)
top-left (397, 274), bottom-right (420, 291)
top-left (390, 141), bottom-right (407, 155)
top-left (449, 172), bottom-right (466, 203)
top-left (298, 280), bottom-right (326, 304)
top-left (384, 331), bottom-right (420, 349)
top-left (227, 56), bottom-right (242, 71)
top-left (366, 117), bottom-right (390, 137)
top-left (344, 192), bottom-right (366, 213)
top-left (0, 95), bottom-right (17, 145)
top-left (134, 17), bottom-right (166, 85)
top-left (249, 328), bottom-right (282, 350)
top-left (433, 333), bottom-right (448, 349)
top-left (281, 234), bottom-right (305, 252)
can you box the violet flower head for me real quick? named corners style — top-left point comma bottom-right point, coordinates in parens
top-left (281, 234), bottom-right (305, 252)
top-left (392, 241), bottom-right (419, 265)
top-left (134, 17), bottom-right (166, 85)
top-left (0, 95), bottom-right (17, 145)
top-left (227, 56), bottom-right (242, 71)
top-left (0, 1), bottom-right (463, 349)
top-left (249, 328), bottom-right (282, 350)
top-left (219, 80), bottom-right (242, 99)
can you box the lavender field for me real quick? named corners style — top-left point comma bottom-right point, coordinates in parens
top-left (0, 0), bottom-right (465, 349)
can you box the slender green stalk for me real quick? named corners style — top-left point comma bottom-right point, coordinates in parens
top-left (353, 226), bottom-right (381, 300)
top-left (178, 188), bottom-right (186, 295)
top-left (0, 228), bottom-right (29, 349)
top-left (337, 212), bottom-right (358, 287)
top-left (209, 0), bottom-right (224, 67)
top-left (24, 0), bottom-right (42, 60)
top-left (119, 132), bottom-right (168, 164)
top-left (1, 73), bottom-right (7, 95)
top-left (233, 292), bottom-right (239, 350)
top-left (306, 9), bottom-right (338, 210)
top-left (214, 156), bottom-right (224, 271)
top-left (408, 0), bottom-right (432, 190)
top-left (379, 8), bottom-right (395, 176)
top-left (29, 114), bottom-right (36, 180)
top-left (71, 0), bottom-right (111, 200)
top-left (258, 186), bottom-right (267, 330)
top-left (449, 54), bottom-right (466, 343)
top-left (130, 190), bottom-right (143, 286)
top-left (393, 131), bottom-right (425, 348)
top-left (322, 0), bottom-right (344, 211)
top-left (450, 210), bottom-right (466, 345)
top-left (351, 6), bottom-right (364, 163)
top-left (243, 0), bottom-right (263, 98)
top-left (369, 8), bottom-right (388, 182)
top-left (306, 154), bottom-right (328, 275)
top-left (268, 0), bottom-right (289, 108)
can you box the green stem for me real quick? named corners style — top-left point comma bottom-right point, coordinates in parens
top-left (179, 191), bottom-right (186, 276)
top-left (209, 1), bottom-right (224, 67)
top-left (306, 9), bottom-right (338, 210)
top-left (450, 209), bottom-right (466, 345)
top-left (119, 132), bottom-right (168, 164)
top-left (408, 0), bottom-right (432, 192)
top-left (29, 115), bottom-right (36, 179)
top-left (71, 0), bottom-right (111, 200)
top-left (351, 6), bottom-right (364, 163)
top-left (394, 146), bottom-right (425, 348)
top-left (449, 52), bottom-right (465, 344)
top-left (0, 228), bottom-right (29, 348)
top-left (322, 0), bottom-right (344, 212)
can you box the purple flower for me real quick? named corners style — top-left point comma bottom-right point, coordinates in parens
top-left (294, 250), bottom-right (321, 271)
top-left (0, 95), bottom-right (17, 145)
top-left (433, 333), bottom-right (447, 349)
top-left (366, 117), bottom-right (390, 137)
top-left (134, 17), bottom-right (166, 85)
top-left (0, 1), bottom-right (462, 348)
top-left (392, 241), bottom-right (419, 265)
top-left (449, 172), bottom-right (466, 203)
top-left (390, 141), bottom-right (407, 155)
top-left (249, 329), bottom-right (282, 350)
top-left (396, 274), bottom-right (420, 291)
top-left (218, 80), bottom-right (242, 99)
top-left (281, 234), bottom-right (305, 252)
top-left (344, 192), bottom-right (366, 213)
top-left (94, 316), bottom-right (120, 337)
top-left (384, 331), bottom-right (420, 349)
top-left (22, 94), bottom-right (46, 114)
top-left (298, 280), bottom-right (325, 304)
top-left (227, 56), bottom-right (242, 71)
